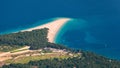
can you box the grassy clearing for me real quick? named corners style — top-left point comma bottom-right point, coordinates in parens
top-left (10, 49), bottom-right (28, 53)
top-left (5, 53), bottom-right (71, 64)
top-left (10, 46), bottom-right (30, 53)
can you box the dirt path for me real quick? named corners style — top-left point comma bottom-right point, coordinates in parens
top-left (0, 46), bottom-right (30, 62)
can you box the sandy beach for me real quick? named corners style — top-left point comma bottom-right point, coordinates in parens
top-left (21, 18), bottom-right (71, 43)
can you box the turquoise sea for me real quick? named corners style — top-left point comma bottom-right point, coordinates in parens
top-left (55, 18), bottom-right (120, 60)
top-left (0, 0), bottom-right (120, 60)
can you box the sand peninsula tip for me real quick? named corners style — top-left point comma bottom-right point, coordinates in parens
top-left (21, 18), bottom-right (72, 43)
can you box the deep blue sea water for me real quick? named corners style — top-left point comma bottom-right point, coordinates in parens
top-left (0, 0), bottom-right (120, 60)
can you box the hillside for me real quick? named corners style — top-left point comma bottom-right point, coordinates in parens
top-left (2, 51), bottom-right (120, 68)
top-left (0, 28), bottom-right (120, 68)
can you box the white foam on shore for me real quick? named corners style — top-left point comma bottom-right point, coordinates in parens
top-left (21, 18), bottom-right (71, 43)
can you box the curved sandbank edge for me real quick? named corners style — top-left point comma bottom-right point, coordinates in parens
top-left (21, 18), bottom-right (71, 43)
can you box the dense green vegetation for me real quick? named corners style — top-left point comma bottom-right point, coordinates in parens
top-left (0, 28), bottom-right (67, 51)
top-left (2, 51), bottom-right (120, 68)
top-left (0, 28), bottom-right (48, 50)
top-left (0, 45), bottom-right (22, 52)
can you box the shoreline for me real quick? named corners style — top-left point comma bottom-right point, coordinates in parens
top-left (21, 18), bottom-right (71, 43)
